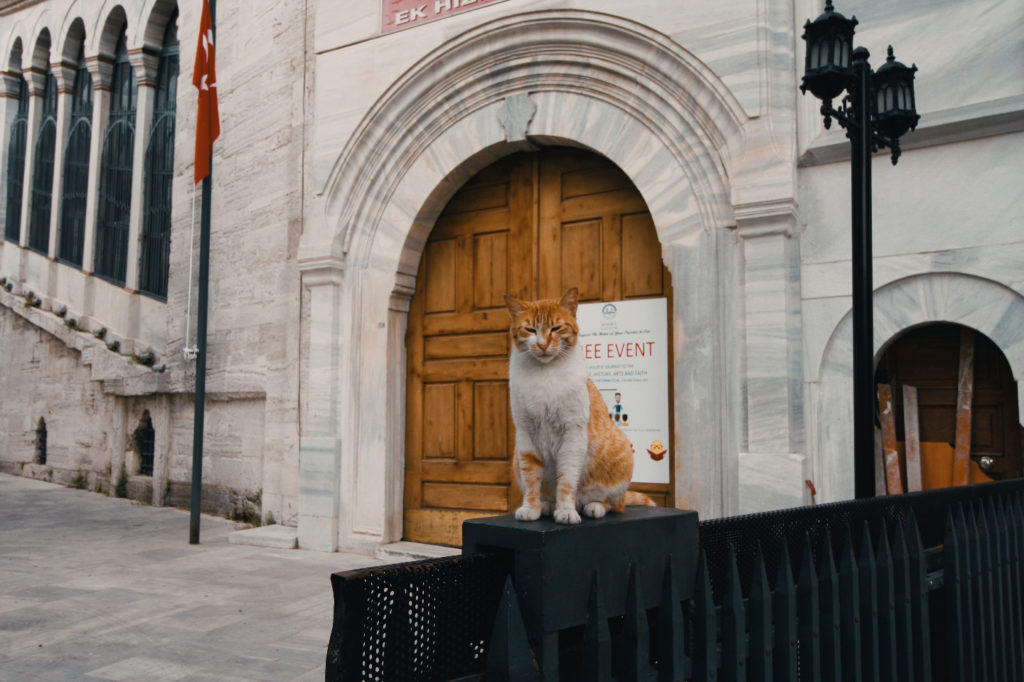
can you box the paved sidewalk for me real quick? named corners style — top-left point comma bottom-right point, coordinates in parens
top-left (0, 473), bottom-right (390, 681)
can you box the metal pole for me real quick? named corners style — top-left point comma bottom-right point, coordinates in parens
top-left (190, 0), bottom-right (215, 544)
top-left (850, 47), bottom-right (875, 499)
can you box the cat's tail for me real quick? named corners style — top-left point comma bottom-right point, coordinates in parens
top-left (623, 490), bottom-right (657, 507)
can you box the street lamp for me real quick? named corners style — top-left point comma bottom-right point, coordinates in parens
top-left (801, 1), bottom-right (919, 499)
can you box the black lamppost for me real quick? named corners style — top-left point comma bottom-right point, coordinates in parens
top-left (801, 1), bottom-right (919, 499)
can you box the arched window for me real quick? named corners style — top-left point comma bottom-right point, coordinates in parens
top-left (3, 75), bottom-right (28, 242)
top-left (57, 46), bottom-right (92, 266)
top-left (94, 30), bottom-right (136, 284)
top-left (27, 65), bottom-right (57, 254)
top-left (139, 13), bottom-right (178, 299)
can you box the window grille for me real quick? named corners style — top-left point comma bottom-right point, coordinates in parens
top-left (27, 67), bottom-right (57, 254)
top-left (57, 47), bottom-right (92, 266)
top-left (135, 410), bottom-right (154, 476)
top-left (93, 31), bottom-right (136, 285)
top-left (139, 14), bottom-right (178, 299)
top-left (3, 76), bottom-right (28, 243)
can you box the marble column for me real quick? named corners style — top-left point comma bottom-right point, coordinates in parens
top-left (735, 199), bottom-right (808, 513)
top-left (297, 260), bottom-right (343, 551)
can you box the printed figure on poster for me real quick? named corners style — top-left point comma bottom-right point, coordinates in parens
top-left (577, 298), bottom-right (670, 485)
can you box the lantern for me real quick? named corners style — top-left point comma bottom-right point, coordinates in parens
top-left (873, 46), bottom-right (920, 140)
top-left (800, 0), bottom-right (858, 102)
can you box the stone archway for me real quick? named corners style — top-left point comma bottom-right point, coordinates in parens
top-left (811, 272), bottom-right (1024, 503)
top-left (298, 10), bottom-right (750, 552)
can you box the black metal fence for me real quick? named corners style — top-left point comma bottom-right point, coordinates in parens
top-left (326, 479), bottom-right (1024, 681)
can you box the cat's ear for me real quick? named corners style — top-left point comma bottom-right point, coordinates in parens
top-left (560, 287), bottom-right (579, 316)
top-left (504, 294), bottom-right (526, 318)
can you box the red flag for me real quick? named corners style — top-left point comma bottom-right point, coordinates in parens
top-left (193, 0), bottom-right (219, 185)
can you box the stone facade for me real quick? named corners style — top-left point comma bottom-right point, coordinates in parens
top-left (1, 0), bottom-right (1022, 552)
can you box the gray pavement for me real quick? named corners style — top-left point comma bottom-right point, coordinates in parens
top-left (0, 473), bottom-right (391, 681)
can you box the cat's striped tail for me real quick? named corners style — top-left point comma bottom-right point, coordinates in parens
top-left (623, 490), bottom-right (657, 507)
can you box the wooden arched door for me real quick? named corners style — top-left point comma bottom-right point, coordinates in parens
top-left (404, 147), bottom-right (673, 546)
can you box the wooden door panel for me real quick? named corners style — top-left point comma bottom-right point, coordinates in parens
top-left (561, 220), bottom-right (604, 300)
top-left (622, 212), bottom-right (664, 298)
top-left (473, 381), bottom-right (511, 460)
top-left (423, 239), bottom-right (457, 313)
top-left (473, 231), bottom-right (510, 309)
top-left (422, 483), bottom-right (509, 512)
top-left (421, 383), bottom-right (456, 459)
top-left (561, 163), bottom-right (633, 198)
top-left (419, 358), bottom-right (508, 383)
top-left (419, 460), bottom-right (512, 483)
top-left (423, 332), bottom-right (508, 361)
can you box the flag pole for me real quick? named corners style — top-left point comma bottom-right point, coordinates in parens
top-left (190, 0), bottom-right (216, 545)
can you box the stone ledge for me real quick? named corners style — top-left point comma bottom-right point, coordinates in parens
top-left (228, 524), bottom-right (298, 549)
top-left (375, 541), bottom-right (460, 561)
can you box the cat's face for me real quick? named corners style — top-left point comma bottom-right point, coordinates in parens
top-left (504, 288), bottom-right (580, 364)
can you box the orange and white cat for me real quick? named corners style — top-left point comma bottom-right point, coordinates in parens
top-left (504, 287), bottom-right (655, 524)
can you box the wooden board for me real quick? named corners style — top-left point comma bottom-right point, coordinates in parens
top-left (404, 148), bottom-right (674, 546)
top-left (874, 426), bottom-right (886, 496)
top-left (902, 385), bottom-right (923, 492)
top-left (951, 328), bottom-right (975, 486)
top-left (877, 383), bottom-right (903, 495)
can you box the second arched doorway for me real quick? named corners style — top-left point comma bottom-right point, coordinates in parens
top-left (403, 147), bottom-right (674, 545)
top-left (875, 323), bottom-right (1022, 490)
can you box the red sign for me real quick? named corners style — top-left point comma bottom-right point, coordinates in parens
top-left (381, 0), bottom-right (505, 34)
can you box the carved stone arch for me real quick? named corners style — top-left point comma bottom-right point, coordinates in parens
top-left (59, 18), bottom-right (87, 66)
top-left (812, 272), bottom-right (1024, 503)
top-left (316, 9), bottom-right (746, 271)
top-left (139, 0), bottom-right (179, 54)
top-left (5, 35), bottom-right (23, 73)
top-left (94, 5), bottom-right (129, 61)
top-left (29, 28), bottom-right (52, 77)
top-left (300, 10), bottom-right (750, 551)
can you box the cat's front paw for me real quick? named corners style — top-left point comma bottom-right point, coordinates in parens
top-left (553, 507), bottom-right (582, 525)
top-left (582, 502), bottom-right (607, 519)
top-left (515, 505), bottom-right (542, 522)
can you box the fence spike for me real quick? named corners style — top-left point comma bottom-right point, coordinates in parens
top-left (904, 509), bottom-right (931, 682)
top-left (954, 504), bottom-right (976, 679)
top-left (971, 502), bottom-right (992, 682)
top-left (856, 522), bottom-right (879, 682)
top-left (890, 520), bottom-right (915, 682)
top-left (746, 543), bottom-right (773, 682)
top-left (583, 570), bottom-right (612, 682)
top-left (987, 498), bottom-right (1009, 682)
top-left (485, 576), bottom-right (541, 682)
top-left (658, 555), bottom-right (688, 682)
top-left (797, 534), bottom-right (822, 682)
top-left (619, 563), bottom-right (654, 682)
top-left (773, 539), bottom-right (798, 682)
top-left (945, 508), bottom-right (966, 682)
top-left (1011, 495), bottom-right (1024, 678)
top-left (839, 525), bottom-right (863, 682)
top-left (1009, 495), bottom-right (1024, 679)
top-left (874, 523), bottom-right (899, 682)
top-left (819, 535), bottom-right (843, 682)
top-left (721, 545), bottom-right (747, 682)
top-left (693, 551), bottom-right (718, 682)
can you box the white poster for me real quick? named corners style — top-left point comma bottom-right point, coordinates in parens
top-left (577, 298), bottom-right (670, 484)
